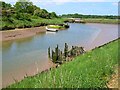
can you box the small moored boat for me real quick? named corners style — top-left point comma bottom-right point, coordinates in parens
top-left (46, 26), bottom-right (58, 32)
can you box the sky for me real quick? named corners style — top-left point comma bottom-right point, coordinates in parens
top-left (35, 2), bottom-right (119, 15)
top-left (2, 0), bottom-right (120, 15)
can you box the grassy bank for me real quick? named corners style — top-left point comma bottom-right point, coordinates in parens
top-left (47, 24), bottom-right (69, 30)
top-left (83, 18), bottom-right (118, 24)
top-left (48, 25), bottom-right (64, 29)
top-left (7, 39), bottom-right (119, 88)
top-left (1, 17), bottom-right (67, 31)
top-left (1, 18), bottom-right (118, 31)
top-left (1, 1), bottom-right (68, 31)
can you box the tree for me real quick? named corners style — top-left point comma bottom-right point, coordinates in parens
top-left (34, 9), bottom-right (40, 16)
top-left (14, 12), bottom-right (31, 21)
top-left (14, 0), bottom-right (34, 14)
top-left (39, 9), bottom-right (50, 19)
top-left (50, 12), bottom-right (58, 18)
top-left (34, 8), bottom-right (50, 19)
top-left (1, 2), bottom-right (14, 23)
top-left (0, 1), bottom-right (12, 10)
top-left (1, 1), bottom-right (13, 17)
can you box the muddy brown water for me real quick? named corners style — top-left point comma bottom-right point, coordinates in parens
top-left (0, 23), bottom-right (118, 88)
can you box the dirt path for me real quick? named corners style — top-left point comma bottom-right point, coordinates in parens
top-left (107, 66), bottom-right (119, 89)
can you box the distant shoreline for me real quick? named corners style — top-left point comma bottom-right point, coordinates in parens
top-left (84, 18), bottom-right (118, 24)
top-left (65, 18), bottom-right (118, 24)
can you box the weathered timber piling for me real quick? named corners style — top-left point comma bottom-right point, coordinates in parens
top-left (48, 43), bottom-right (85, 64)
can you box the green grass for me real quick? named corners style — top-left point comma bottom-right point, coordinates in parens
top-left (1, 17), bottom-right (118, 31)
top-left (47, 25), bottom-right (64, 29)
top-left (31, 18), bottom-right (66, 25)
top-left (83, 18), bottom-right (118, 24)
top-left (1, 17), bottom-right (67, 31)
top-left (7, 39), bottom-right (119, 88)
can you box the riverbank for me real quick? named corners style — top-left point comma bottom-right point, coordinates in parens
top-left (83, 18), bottom-right (118, 24)
top-left (1, 24), bottom-right (69, 41)
top-left (1, 18), bottom-right (67, 31)
top-left (7, 39), bottom-right (119, 88)
top-left (107, 65), bottom-right (118, 88)
top-left (1, 27), bottom-right (46, 41)
top-left (1, 18), bottom-right (118, 41)
top-left (64, 18), bottom-right (118, 24)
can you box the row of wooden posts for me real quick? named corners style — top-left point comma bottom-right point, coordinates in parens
top-left (48, 43), bottom-right (85, 64)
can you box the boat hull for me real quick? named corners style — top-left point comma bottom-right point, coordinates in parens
top-left (47, 29), bottom-right (58, 32)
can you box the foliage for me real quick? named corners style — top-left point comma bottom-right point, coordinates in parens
top-left (1, 1), bottom-right (60, 30)
top-left (47, 24), bottom-right (69, 29)
top-left (48, 25), bottom-right (63, 29)
top-left (0, 1), bottom-right (12, 10)
top-left (14, 0), bottom-right (34, 14)
top-left (50, 12), bottom-right (58, 18)
top-left (83, 18), bottom-right (118, 24)
top-left (61, 13), bottom-right (118, 19)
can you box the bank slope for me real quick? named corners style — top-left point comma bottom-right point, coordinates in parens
top-left (8, 39), bottom-right (119, 88)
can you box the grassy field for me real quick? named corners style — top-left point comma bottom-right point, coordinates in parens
top-left (83, 18), bottom-right (118, 24)
top-left (7, 39), bottom-right (119, 88)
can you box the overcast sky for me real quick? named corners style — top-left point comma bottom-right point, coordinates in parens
top-left (2, 0), bottom-right (120, 15)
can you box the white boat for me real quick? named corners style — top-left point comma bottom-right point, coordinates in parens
top-left (46, 26), bottom-right (58, 32)
top-left (46, 31), bottom-right (56, 35)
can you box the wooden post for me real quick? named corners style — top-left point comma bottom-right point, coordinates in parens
top-left (64, 43), bottom-right (68, 58)
top-left (48, 47), bottom-right (51, 58)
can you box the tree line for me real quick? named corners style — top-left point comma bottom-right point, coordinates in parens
top-left (1, 0), bottom-right (58, 22)
top-left (61, 13), bottom-right (118, 19)
top-left (0, 0), bottom-right (61, 30)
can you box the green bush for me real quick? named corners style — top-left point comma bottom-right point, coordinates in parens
top-left (2, 23), bottom-right (15, 30)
